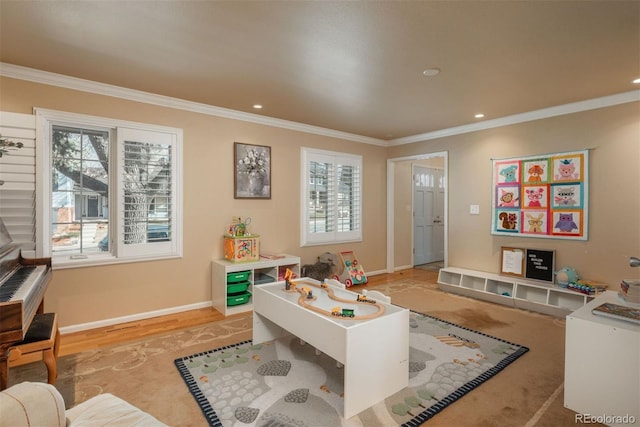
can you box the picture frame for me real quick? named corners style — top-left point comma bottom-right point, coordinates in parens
top-left (500, 247), bottom-right (525, 278)
top-left (491, 149), bottom-right (588, 240)
top-left (234, 142), bottom-right (271, 199)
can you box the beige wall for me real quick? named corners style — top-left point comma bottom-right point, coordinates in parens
top-left (389, 101), bottom-right (640, 286)
top-left (2, 75), bottom-right (639, 328)
top-left (0, 77), bottom-right (388, 327)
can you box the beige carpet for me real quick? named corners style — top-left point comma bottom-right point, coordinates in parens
top-left (10, 273), bottom-right (602, 426)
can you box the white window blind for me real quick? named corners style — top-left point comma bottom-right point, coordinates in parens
top-left (117, 127), bottom-right (178, 258)
top-left (301, 148), bottom-right (362, 246)
top-left (0, 111), bottom-right (37, 257)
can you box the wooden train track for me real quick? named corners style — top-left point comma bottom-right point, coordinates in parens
top-left (287, 279), bottom-right (386, 320)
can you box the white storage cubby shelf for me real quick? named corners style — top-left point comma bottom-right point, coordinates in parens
top-left (212, 255), bottom-right (301, 316)
top-left (437, 267), bottom-right (595, 317)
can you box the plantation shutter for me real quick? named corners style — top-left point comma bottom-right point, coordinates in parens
top-left (0, 111), bottom-right (37, 256)
top-left (302, 148), bottom-right (362, 246)
top-left (117, 127), bottom-right (179, 258)
top-left (336, 160), bottom-right (361, 234)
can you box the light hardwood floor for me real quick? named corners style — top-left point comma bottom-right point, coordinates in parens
top-left (59, 268), bottom-right (437, 357)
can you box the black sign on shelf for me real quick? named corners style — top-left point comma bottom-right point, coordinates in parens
top-left (525, 249), bottom-right (555, 283)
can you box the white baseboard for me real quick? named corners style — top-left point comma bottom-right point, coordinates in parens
top-left (59, 268), bottom-right (408, 334)
top-left (358, 266), bottom-right (412, 276)
top-left (364, 269), bottom-right (387, 276)
top-left (59, 300), bottom-right (213, 335)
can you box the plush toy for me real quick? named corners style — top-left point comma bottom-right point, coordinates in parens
top-left (301, 252), bottom-right (339, 281)
top-left (555, 266), bottom-right (579, 287)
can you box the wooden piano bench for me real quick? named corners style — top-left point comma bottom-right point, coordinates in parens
top-left (7, 313), bottom-right (60, 384)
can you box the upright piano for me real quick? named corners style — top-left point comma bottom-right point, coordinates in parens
top-left (0, 218), bottom-right (52, 390)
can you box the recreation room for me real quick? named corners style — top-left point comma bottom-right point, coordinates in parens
top-left (0, 2), bottom-right (638, 426)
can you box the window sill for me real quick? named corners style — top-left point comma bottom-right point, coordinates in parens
top-left (52, 253), bottom-right (182, 270)
top-left (301, 238), bottom-right (363, 247)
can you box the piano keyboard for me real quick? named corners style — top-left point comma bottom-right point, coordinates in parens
top-left (0, 266), bottom-right (45, 302)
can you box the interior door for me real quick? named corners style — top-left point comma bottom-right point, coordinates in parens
top-left (413, 165), bottom-right (445, 265)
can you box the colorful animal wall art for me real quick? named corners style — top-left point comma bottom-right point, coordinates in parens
top-left (492, 150), bottom-right (588, 240)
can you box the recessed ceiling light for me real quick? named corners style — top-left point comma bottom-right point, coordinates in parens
top-left (253, 104), bottom-right (263, 109)
top-left (633, 78), bottom-right (640, 84)
top-left (475, 113), bottom-right (485, 119)
top-left (422, 68), bottom-right (440, 77)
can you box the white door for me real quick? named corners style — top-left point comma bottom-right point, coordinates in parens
top-left (413, 165), bottom-right (445, 265)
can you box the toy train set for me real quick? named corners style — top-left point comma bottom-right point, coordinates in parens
top-left (331, 307), bottom-right (355, 318)
top-left (283, 269), bottom-right (385, 320)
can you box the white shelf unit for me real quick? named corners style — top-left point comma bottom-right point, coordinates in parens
top-left (211, 255), bottom-right (300, 316)
top-left (438, 267), bottom-right (595, 317)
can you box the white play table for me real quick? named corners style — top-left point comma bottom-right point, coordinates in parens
top-left (253, 280), bottom-right (410, 418)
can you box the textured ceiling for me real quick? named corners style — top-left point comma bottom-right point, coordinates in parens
top-left (1, 1), bottom-right (639, 141)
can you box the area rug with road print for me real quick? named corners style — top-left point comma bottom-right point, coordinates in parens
top-left (174, 310), bottom-right (529, 427)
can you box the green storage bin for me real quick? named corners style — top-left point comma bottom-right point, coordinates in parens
top-left (227, 281), bottom-right (249, 294)
top-left (227, 270), bottom-right (250, 283)
top-left (227, 291), bottom-right (251, 306)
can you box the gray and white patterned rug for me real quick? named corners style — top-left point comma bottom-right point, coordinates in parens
top-left (175, 311), bottom-right (528, 427)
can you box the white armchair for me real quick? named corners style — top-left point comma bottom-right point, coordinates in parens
top-left (0, 381), bottom-right (167, 426)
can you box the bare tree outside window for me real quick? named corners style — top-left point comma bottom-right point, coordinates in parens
top-left (52, 126), bottom-right (109, 255)
top-left (123, 140), bottom-right (172, 245)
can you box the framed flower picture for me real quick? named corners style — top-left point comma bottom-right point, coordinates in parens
top-left (234, 142), bottom-right (271, 199)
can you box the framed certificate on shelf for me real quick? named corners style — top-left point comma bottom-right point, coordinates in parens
top-left (500, 247), bottom-right (525, 278)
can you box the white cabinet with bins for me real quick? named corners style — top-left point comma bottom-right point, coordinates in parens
top-left (212, 255), bottom-right (300, 316)
top-left (438, 267), bottom-right (595, 316)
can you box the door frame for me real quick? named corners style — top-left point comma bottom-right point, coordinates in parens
top-left (386, 151), bottom-right (448, 273)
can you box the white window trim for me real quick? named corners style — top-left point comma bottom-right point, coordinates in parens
top-left (300, 147), bottom-right (362, 247)
top-left (35, 108), bottom-right (183, 269)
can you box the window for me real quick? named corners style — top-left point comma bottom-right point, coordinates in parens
top-left (36, 109), bottom-right (182, 267)
top-left (300, 147), bottom-right (362, 246)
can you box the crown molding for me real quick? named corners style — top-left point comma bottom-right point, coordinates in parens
top-left (0, 62), bottom-right (386, 146)
top-left (388, 90), bottom-right (640, 146)
top-left (2, 62), bottom-right (638, 148)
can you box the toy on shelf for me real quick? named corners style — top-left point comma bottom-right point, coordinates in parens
top-left (227, 216), bottom-right (252, 237)
top-left (555, 266), bottom-right (578, 287)
top-left (555, 266), bottom-right (607, 295)
top-left (224, 216), bottom-right (259, 262)
top-left (567, 279), bottom-right (607, 296)
top-left (337, 250), bottom-right (367, 287)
